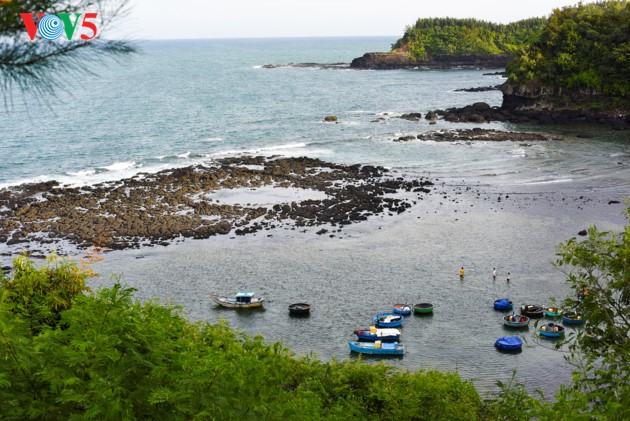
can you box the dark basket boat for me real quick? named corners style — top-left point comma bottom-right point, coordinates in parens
top-left (520, 304), bottom-right (544, 318)
top-left (288, 303), bottom-right (311, 315)
top-left (414, 303), bottom-right (434, 314)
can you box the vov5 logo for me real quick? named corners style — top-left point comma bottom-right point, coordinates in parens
top-left (20, 13), bottom-right (98, 41)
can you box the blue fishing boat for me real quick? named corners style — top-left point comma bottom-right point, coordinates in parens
top-left (373, 313), bottom-right (403, 328)
top-left (562, 311), bottom-right (585, 326)
top-left (354, 327), bottom-right (401, 342)
top-left (349, 341), bottom-right (405, 355)
top-left (494, 298), bottom-right (513, 311)
top-left (494, 336), bottom-right (523, 351)
top-left (393, 303), bottom-right (412, 316)
top-left (545, 306), bottom-right (563, 318)
top-left (503, 314), bottom-right (530, 328)
top-left (539, 323), bottom-right (565, 338)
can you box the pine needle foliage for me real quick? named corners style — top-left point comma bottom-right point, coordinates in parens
top-left (0, 0), bottom-right (135, 103)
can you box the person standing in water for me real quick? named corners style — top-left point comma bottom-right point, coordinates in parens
top-left (492, 268), bottom-right (497, 280)
top-left (459, 267), bottom-right (465, 278)
top-left (507, 272), bottom-right (511, 282)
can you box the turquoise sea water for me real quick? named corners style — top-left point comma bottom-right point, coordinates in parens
top-left (1, 37), bottom-right (629, 394)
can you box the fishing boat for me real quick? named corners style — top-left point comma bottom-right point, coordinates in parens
top-left (545, 306), bottom-right (564, 318)
top-left (354, 327), bottom-right (401, 342)
top-left (349, 341), bottom-right (405, 355)
top-left (210, 292), bottom-right (264, 309)
top-left (520, 304), bottom-right (544, 318)
top-left (373, 313), bottom-right (403, 328)
top-left (539, 323), bottom-right (565, 338)
top-left (288, 303), bottom-right (311, 315)
top-left (413, 303), bottom-right (434, 314)
top-left (494, 298), bottom-right (513, 311)
top-left (503, 314), bottom-right (530, 328)
top-left (494, 336), bottom-right (523, 352)
top-left (562, 311), bottom-right (585, 326)
top-left (393, 303), bottom-right (412, 316)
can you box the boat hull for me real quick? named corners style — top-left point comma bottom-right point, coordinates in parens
top-left (521, 305), bottom-right (544, 318)
top-left (413, 303), bottom-right (434, 314)
top-left (349, 341), bottom-right (405, 355)
top-left (373, 313), bottom-right (403, 328)
top-left (539, 323), bottom-right (565, 338)
top-left (503, 315), bottom-right (530, 328)
top-left (288, 303), bottom-right (311, 314)
top-left (495, 336), bottom-right (523, 351)
top-left (211, 294), bottom-right (264, 308)
top-left (562, 312), bottom-right (585, 325)
top-left (545, 307), bottom-right (563, 318)
top-left (354, 328), bottom-right (401, 342)
top-left (494, 299), bottom-right (513, 311)
top-left (393, 304), bottom-right (412, 316)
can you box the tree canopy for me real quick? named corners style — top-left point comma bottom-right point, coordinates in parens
top-left (507, 0), bottom-right (630, 96)
top-left (391, 17), bottom-right (547, 61)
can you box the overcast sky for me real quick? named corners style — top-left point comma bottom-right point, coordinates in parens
top-left (119, 0), bottom-right (601, 39)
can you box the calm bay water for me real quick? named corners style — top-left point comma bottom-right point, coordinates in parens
top-left (1, 37), bottom-right (629, 395)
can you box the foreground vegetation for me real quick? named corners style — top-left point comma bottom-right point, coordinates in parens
top-left (1, 205), bottom-right (628, 419)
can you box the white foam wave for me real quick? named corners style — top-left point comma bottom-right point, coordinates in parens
top-left (199, 137), bottom-right (223, 143)
top-left (67, 169), bottom-right (96, 177)
top-left (101, 161), bottom-right (137, 171)
top-left (177, 151), bottom-right (191, 159)
top-left (523, 178), bottom-right (573, 185)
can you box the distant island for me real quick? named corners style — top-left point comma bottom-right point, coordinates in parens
top-left (351, 1), bottom-right (629, 128)
top-left (351, 17), bottom-right (546, 69)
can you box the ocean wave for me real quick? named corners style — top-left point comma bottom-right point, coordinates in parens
top-left (177, 152), bottom-right (191, 159)
top-left (198, 137), bottom-right (223, 143)
top-left (100, 161), bottom-right (138, 172)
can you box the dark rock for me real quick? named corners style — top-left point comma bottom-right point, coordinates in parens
top-left (323, 116), bottom-right (337, 122)
top-left (399, 113), bottom-right (422, 121)
top-left (608, 200), bottom-right (621, 205)
top-left (578, 230), bottom-right (588, 236)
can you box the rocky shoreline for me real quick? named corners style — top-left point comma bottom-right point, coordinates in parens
top-left (393, 128), bottom-right (550, 142)
top-left (349, 52), bottom-right (509, 70)
top-left (0, 157), bottom-right (434, 255)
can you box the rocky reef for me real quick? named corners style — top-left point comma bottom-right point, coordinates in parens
top-left (0, 157), bottom-right (434, 254)
top-left (350, 52), bottom-right (509, 70)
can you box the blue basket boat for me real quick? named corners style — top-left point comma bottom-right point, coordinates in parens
top-left (349, 341), bottom-right (405, 355)
top-left (373, 313), bottom-right (403, 328)
top-left (495, 336), bottom-right (523, 351)
top-left (503, 314), bottom-right (530, 328)
top-left (562, 311), bottom-right (585, 326)
top-left (393, 303), bottom-right (412, 316)
top-left (539, 323), bottom-right (565, 338)
top-left (494, 298), bottom-right (513, 311)
top-left (545, 306), bottom-right (564, 318)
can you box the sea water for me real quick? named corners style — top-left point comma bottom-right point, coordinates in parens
top-left (1, 37), bottom-right (629, 395)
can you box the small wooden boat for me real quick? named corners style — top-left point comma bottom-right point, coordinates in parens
top-left (210, 292), bottom-right (264, 309)
top-left (373, 313), bottom-right (403, 328)
top-left (413, 303), bottom-right (434, 314)
top-left (494, 298), bottom-right (513, 311)
top-left (520, 304), bottom-right (544, 318)
top-left (503, 314), bottom-right (530, 328)
top-left (349, 341), bottom-right (405, 355)
top-left (562, 311), bottom-right (585, 326)
top-left (354, 327), bottom-right (401, 342)
top-left (539, 323), bottom-right (565, 338)
top-left (393, 303), bottom-right (412, 316)
top-left (495, 336), bottom-right (523, 351)
top-left (288, 303), bottom-right (311, 315)
top-left (545, 306), bottom-right (564, 318)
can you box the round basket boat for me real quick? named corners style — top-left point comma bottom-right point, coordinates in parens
top-left (495, 336), bottom-right (523, 352)
top-left (520, 304), bottom-right (544, 318)
top-left (288, 303), bottom-right (311, 315)
top-left (539, 323), bottom-right (565, 338)
top-left (413, 303), bottom-right (434, 314)
top-left (494, 298), bottom-right (513, 311)
top-left (562, 311), bottom-right (585, 326)
top-left (545, 306), bottom-right (564, 318)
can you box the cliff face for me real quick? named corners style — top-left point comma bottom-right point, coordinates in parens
top-left (350, 52), bottom-right (509, 70)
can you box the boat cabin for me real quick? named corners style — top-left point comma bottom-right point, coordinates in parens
top-left (235, 292), bottom-right (255, 304)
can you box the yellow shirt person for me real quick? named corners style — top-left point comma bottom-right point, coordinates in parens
top-left (459, 267), bottom-right (465, 277)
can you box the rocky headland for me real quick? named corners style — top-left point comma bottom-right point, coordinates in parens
top-left (0, 156), bottom-right (434, 255)
top-left (349, 52), bottom-right (509, 70)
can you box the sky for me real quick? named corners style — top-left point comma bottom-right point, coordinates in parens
top-left (119, 0), bottom-right (603, 40)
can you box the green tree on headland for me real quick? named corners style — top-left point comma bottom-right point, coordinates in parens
top-left (391, 17), bottom-right (547, 61)
top-left (507, 0), bottom-right (630, 97)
